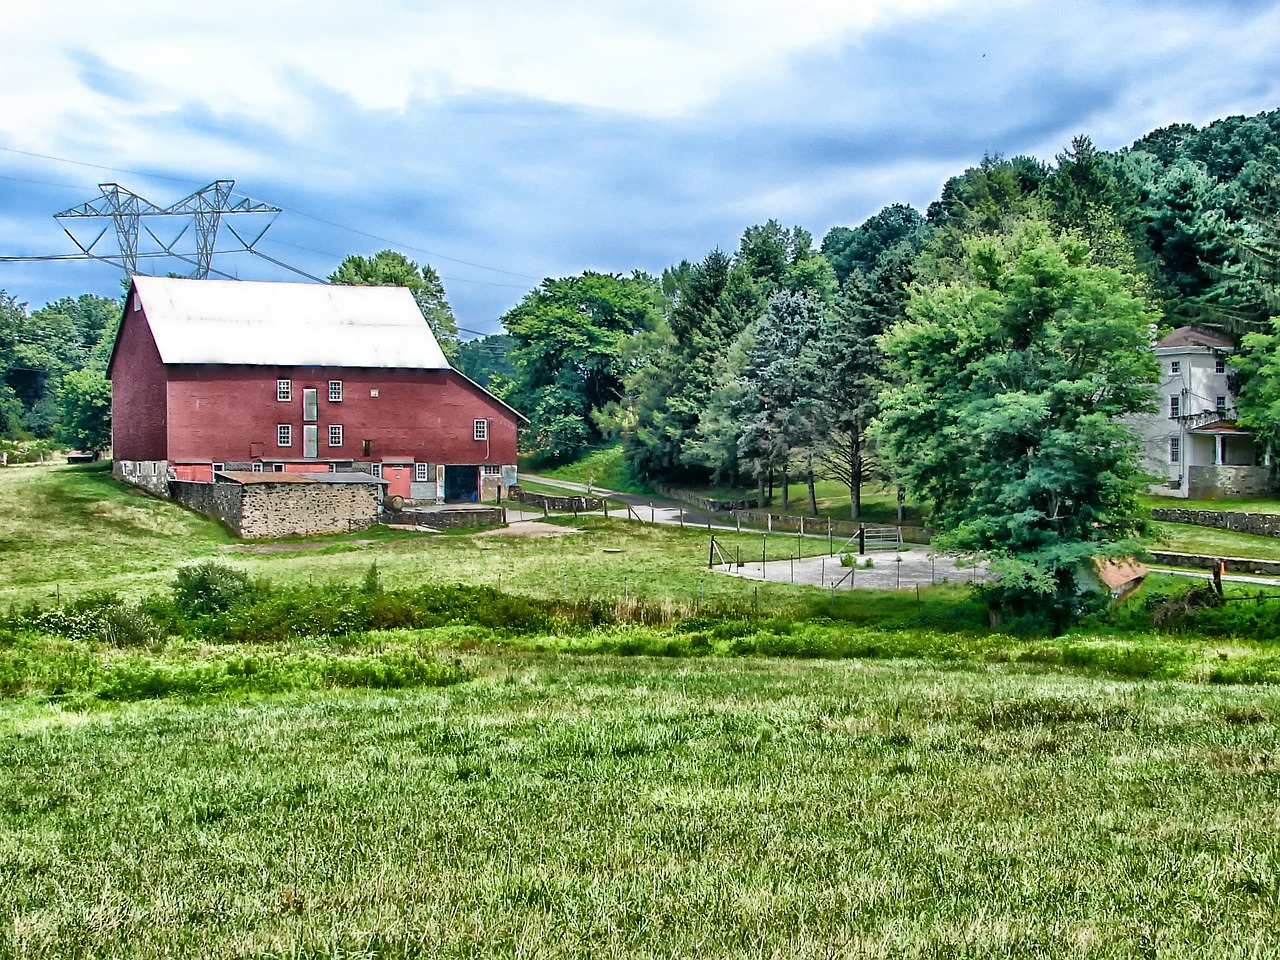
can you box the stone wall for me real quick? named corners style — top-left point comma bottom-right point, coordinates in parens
top-left (508, 486), bottom-right (604, 512)
top-left (1151, 507), bottom-right (1280, 539)
top-left (1148, 550), bottom-right (1280, 576)
top-left (169, 479), bottom-right (379, 538)
top-left (1187, 465), bottom-right (1274, 499)
top-left (385, 507), bottom-right (504, 529)
top-left (651, 482), bottom-right (758, 512)
top-left (239, 483), bottom-right (379, 538)
top-left (114, 459), bottom-right (170, 497)
top-left (169, 479), bottom-right (243, 529)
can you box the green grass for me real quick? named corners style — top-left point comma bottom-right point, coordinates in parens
top-left (1142, 493), bottom-right (1280, 514)
top-left (5, 654), bottom-right (1280, 957)
top-left (1146, 520), bottom-right (1280, 560)
top-left (0, 463), bottom-right (230, 600)
top-left (524, 444), bottom-right (649, 494)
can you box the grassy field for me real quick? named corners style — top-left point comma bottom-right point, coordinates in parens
top-left (1147, 520), bottom-right (1280, 561)
top-left (8, 463), bottom-right (1280, 956)
top-left (5, 654), bottom-right (1280, 958)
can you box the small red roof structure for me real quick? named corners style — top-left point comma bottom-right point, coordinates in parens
top-left (1077, 556), bottom-right (1148, 601)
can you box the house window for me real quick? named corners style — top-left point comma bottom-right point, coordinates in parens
top-left (1170, 360), bottom-right (1181, 374)
top-left (1169, 437), bottom-right (1180, 463)
top-left (329, 380), bottom-right (343, 402)
top-left (1217, 396), bottom-right (1228, 413)
top-left (482, 464), bottom-right (501, 475)
top-left (303, 388), bottom-right (318, 422)
top-left (277, 424), bottom-right (292, 447)
top-left (303, 425), bottom-right (318, 459)
top-left (473, 419), bottom-right (488, 441)
top-left (329, 424), bottom-right (344, 447)
top-left (252, 462), bottom-right (264, 473)
top-left (1216, 358), bottom-right (1227, 374)
top-left (415, 463), bottom-right (428, 482)
top-left (277, 379), bottom-right (292, 402)
top-left (1169, 395), bottom-right (1181, 419)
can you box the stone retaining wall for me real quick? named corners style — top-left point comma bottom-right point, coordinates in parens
top-left (385, 507), bottom-right (504, 530)
top-left (169, 479), bottom-right (379, 538)
top-left (651, 482), bottom-right (758, 512)
top-left (1187, 465), bottom-right (1274, 499)
top-left (1151, 508), bottom-right (1280, 539)
top-left (114, 459), bottom-right (170, 497)
top-left (1148, 550), bottom-right (1280, 576)
top-left (508, 485), bottom-right (604, 512)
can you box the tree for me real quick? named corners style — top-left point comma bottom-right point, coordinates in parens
top-left (330, 250), bottom-right (459, 355)
top-left (56, 369), bottom-right (112, 453)
top-left (821, 204), bottom-right (925, 289)
top-left (876, 220), bottom-right (1159, 627)
top-left (503, 271), bottom-right (664, 462)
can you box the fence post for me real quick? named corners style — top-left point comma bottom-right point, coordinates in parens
top-left (603, 500), bottom-right (609, 518)
top-left (858, 524), bottom-right (866, 555)
top-left (679, 507), bottom-right (684, 529)
top-left (650, 503), bottom-right (655, 523)
top-left (708, 535), bottom-right (715, 570)
top-left (828, 518), bottom-right (832, 556)
top-left (762, 533), bottom-right (767, 576)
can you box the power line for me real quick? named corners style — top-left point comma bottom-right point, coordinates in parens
top-left (2, 144), bottom-right (542, 283)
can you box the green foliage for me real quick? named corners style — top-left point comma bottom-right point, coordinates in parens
top-left (55, 368), bottom-right (111, 452)
top-left (172, 561), bottom-right (257, 619)
top-left (504, 271), bottom-right (665, 463)
top-left (454, 332), bottom-right (515, 387)
top-left (329, 249), bottom-right (459, 354)
top-left (878, 219), bottom-right (1159, 624)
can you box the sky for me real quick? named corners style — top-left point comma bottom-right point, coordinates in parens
top-left (4, 0), bottom-right (1280, 337)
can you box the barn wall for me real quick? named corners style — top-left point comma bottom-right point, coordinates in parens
top-left (239, 482), bottom-right (380, 538)
top-left (169, 479), bottom-right (244, 531)
top-left (163, 366), bottom-right (517, 467)
top-left (107, 303), bottom-right (169, 461)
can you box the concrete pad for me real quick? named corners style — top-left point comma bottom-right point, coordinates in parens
top-left (714, 548), bottom-right (990, 591)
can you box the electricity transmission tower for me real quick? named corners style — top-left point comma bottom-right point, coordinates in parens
top-left (52, 180), bottom-right (290, 279)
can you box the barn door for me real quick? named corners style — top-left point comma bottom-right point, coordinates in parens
top-left (383, 465), bottom-right (411, 500)
top-left (303, 425), bottom-right (318, 459)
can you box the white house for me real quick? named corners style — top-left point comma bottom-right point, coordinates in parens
top-left (1131, 326), bottom-right (1267, 499)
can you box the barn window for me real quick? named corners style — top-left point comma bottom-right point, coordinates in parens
top-left (1169, 437), bottom-right (1180, 464)
top-left (329, 424), bottom-right (343, 447)
top-left (303, 425), bottom-right (318, 459)
top-left (277, 379), bottom-right (292, 402)
top-left (482, 465), bottom-right (502, 476)
top-left (303, 388), bottom-right (318, 422)
top-left (362, 439), bottom-right (372, 457)
top-left (329, 381), bottom-right (343, 402)
top-left (277, 424), bottom-right (292, 447)
top-left (272, 463), bottom-right (285, 473)
top-left (371, 463), bottom-right (382, 479)
top-left (473, 419), bottom-right (488, 441)
top-left (252, 462), bottom-right (264, 473)
top-left (415, 463), bottom-right (428, 482)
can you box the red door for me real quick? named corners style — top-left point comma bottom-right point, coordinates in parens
top-left (383, 465), bottom-right (411, 500)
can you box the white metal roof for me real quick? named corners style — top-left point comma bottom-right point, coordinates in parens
top-left (131, 276), bottom-right (450, 369)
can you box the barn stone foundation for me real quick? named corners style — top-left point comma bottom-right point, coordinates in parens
top-left (169, 478), bottom-right (380, 538)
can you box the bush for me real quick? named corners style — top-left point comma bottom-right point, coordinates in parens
top-left (172, 561), bottom-right (256, 619)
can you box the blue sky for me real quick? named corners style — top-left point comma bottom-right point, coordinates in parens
top-left (4, 0), bottom-right (1280, 335)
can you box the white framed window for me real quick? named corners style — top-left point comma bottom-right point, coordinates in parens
top-left (212, 463), bottom-right (224, 474)
top-left (252, 462), bottom-right (264, 473)
top-left (277, 424), bottom-right (292, 447)
top-left (328, 424), bottom-right (344, 447)
top-left (1170, 360), bottom-right (1181, 374)
top-left (371, 463), bottom-right (382, 479)
top-left (1216, 396), bottom-right (1228, 413)
top-left (473, 419), bottom-right (488, 441)
top-left (1169, 437), bottom-right (1180, 463)
top-left (329, 380), bottom-right (343, 402)
top-left (277, 379), bottom-right (292, 402)
top-left (1169, 395), bottom-right (1181, 419)
top-left (482, 464), bottom-right (501, 475)
top-left (415, 463), bottom-right (428, 482)
top-left (1215, 357), bottom-right (1227, 374)
top-left (272, 463), bottom-right (285, 473)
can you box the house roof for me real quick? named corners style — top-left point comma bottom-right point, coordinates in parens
top-left (1188, 419), bottom-right (1253, 436)
top-left (1155, 325), bottom-right (1235, 350)
top-left (128, 276), bottom-right (450, 369)
top-left (1091, 557), bottom-right (1148, 591)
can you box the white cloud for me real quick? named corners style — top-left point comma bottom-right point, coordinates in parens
top-left (2, 0), bottom-right (965, 157)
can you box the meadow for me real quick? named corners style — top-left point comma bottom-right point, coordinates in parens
top-left (5, 462), bottom-right (1280, 957)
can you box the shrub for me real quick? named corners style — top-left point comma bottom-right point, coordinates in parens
top-left (172, 561), bottom-right (255, 619)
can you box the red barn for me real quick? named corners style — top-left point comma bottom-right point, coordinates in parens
top-left (108, 276), bottom-right (523, 503)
